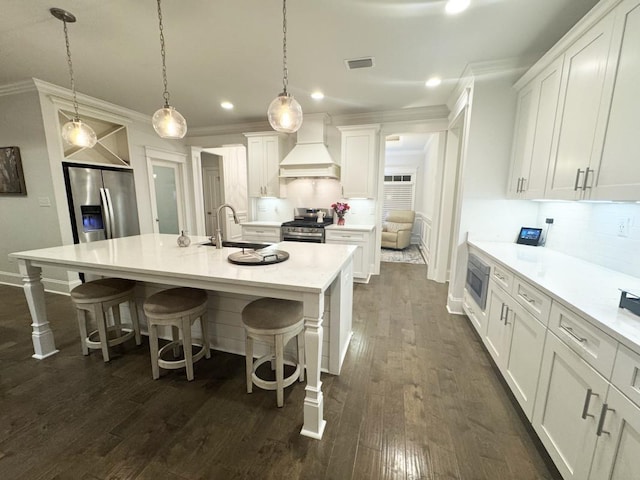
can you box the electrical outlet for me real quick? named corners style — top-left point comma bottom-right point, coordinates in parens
top-left (617, 218), bottom-right (630, 237)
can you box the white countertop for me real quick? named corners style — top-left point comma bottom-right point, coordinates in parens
top-left (240, 221), bottom-right (285, 227)
top-left (469, 240), bottom-right (640, 353)
top-left (10, 234), bottom-right (357, 294)
top-left (325, 224), bottom-right (375, 232)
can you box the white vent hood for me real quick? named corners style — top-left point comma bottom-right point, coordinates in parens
top-left (279, 113), bottom-right (340, 178)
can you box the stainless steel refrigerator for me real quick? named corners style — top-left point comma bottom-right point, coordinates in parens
top-left (63, 163), bottom-right (140, 244)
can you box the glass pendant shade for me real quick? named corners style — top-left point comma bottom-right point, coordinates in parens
top-left (152, 106), bottom-right (187, 139)
top-left (61, 119), bottom-right (97, 148)
top-left (267, 93), bottom-right (303, 133)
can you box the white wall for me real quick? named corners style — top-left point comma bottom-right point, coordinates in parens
top-left (0, 89), bottom-right (66, 288)
top-left (448, 74), bottom-right (538, 312)
top-left (536, 201), bottom-right (640, 278)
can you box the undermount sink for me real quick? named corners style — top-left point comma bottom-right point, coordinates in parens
top-left (201, 240), bottom-right (273, 250)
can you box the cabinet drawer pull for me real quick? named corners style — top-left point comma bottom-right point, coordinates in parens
top-left (561, 325), bottom-right (587, 343)
top-left (520, 292), bottom-right (535, 304)
top-left (574, 169), bottom-right (584, 191)
top-left (596, 403), bottom-right (615, 436)
top-left (581, 388), bottom-right (598, 419)
top-left (494, 272), bottom-right (505, 281)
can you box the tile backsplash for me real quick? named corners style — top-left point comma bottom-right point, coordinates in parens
top-left (255, 178), bottom-right (377, 225)
top-left (536, 202), bottom-right (640, 278)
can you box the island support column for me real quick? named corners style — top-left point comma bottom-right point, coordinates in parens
top-left (18, 259), bottom-right (59, 359)
top-left (300, 291), bottom-right (326, 439)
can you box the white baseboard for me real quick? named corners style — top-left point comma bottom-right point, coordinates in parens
top-left (446, 293), bottom-right (464, 315)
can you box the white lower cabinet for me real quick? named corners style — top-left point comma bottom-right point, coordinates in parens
top-left (325, 228), bottom-right (373, 283)
top-left (588, 386), bottom-right (640, 479)
top-left (468, 242), bottom-right (640, 480)
top-left (485, 283), bottom-right (546, 419)
top-left (241, 225), bottom-right (281, 243)
top-left (533, 331), bottom-right (609, 480)
top-left (462, 288), bottom-right (487, 336)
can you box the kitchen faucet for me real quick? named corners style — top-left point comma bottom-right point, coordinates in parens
top-left (215, 203), bottom-right (240, 249)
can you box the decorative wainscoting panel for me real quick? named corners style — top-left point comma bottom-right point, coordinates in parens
top-left (414, 212), bottom-right (432, 265)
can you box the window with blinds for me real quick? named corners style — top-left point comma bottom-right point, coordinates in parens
top-left (382, 174), bottom-right (415, 221)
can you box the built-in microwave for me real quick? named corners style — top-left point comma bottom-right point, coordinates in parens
top-left (466, 253), bottom-right (491, 311)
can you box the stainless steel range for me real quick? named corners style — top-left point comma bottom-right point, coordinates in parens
top-left (281, 208), bottom-right (333, 243)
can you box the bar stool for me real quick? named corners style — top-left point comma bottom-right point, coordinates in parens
top-left (143, 287), bottom-right (210, 381)
top-left (242, 297), bottom-right (305, 407)
top-left (71, 278), bottom-right (141, 362)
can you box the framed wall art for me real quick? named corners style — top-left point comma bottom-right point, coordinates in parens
top-left (0, 146), bottom-right (27, 195)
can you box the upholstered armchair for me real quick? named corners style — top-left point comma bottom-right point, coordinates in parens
top-left (381, 210), bottom-right (415, 250)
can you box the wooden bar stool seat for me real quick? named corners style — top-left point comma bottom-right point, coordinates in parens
top-left (71, 278), bottom-right (141, 362)
top-left (143, 287), bottom-right (210, 381)
top-left (242, 297), bottom-right (305, 407)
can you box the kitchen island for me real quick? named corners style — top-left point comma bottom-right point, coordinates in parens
top-left (9, 234), bottom-right (357, 440)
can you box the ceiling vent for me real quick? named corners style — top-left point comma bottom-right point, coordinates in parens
top-left (345, 57), bottom-right (375, 70)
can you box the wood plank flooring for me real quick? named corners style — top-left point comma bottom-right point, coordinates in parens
top-left (0, 263), bottom-right (561, 480)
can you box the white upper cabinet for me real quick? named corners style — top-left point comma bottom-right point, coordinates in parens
top-left (590, 0), bottom-right (640, 200)
top-left (509, 57), bottom-right (563, 199)
top-left (545, 13), bottom-right (615, 200)
top-left (337, 125), bottom-right (380, 199)
top-left (244, 132), bottom-right (287, 198)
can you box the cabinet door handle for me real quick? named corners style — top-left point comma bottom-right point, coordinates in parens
top-left (596, 403), bottom-right (615, 436)
top-left (516, 178), bottom-right (522, 193)
top-left (521, 177), bottom-right (527, 192)
top-left (504, 306), bottom-right (511, 326)
top-left (581, 388), bottom-right (598, 419)
top-left (561, 325), bottom-right (587, 343)
top-left (583, 168), bottom-right (593, 191)
top-left (574, 169), bottom-right (585, 191)
top-left (499, 303), bottom-right (507, 322)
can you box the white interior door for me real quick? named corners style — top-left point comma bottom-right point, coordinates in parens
top-left (202, 164), bottom-right (223, 238)
top-left (145, 147), bottom-right (188, 235)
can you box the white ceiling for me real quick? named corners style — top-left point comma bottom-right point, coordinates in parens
top-left (1, 0), bottom-right (599, 132)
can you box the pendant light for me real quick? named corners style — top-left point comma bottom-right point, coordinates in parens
top-left (152, 0), bottom-right (187, 139)
top-left (51, 8), bottom-right (97, 149)
top-left (267, 0), bottom-right (303, 133)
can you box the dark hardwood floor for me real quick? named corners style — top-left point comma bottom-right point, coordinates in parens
top-left (0, 263), bottom-right (561, 480)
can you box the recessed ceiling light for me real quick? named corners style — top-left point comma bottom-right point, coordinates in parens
top-left (445, 0), bottom-right (470, 15)
top-left (311, 91), bottom-right (325, 100)
top-left (221, 101), bottom-right (234, 110)
top-left (425, 77), bottom-right (442, 88)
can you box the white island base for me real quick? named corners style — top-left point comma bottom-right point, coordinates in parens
top-left (10, 235), bottom-right (357, 440)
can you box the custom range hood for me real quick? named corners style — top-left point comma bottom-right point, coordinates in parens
top-left (279, 113), bottom-right (340, 178)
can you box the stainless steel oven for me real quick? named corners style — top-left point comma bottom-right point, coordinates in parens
top-left (466, 253), bottom-right (490, 310)
top-left (281, 207), bottom-right (332, 243)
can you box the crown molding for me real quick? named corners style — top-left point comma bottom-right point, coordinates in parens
top-left (332, 105), bottom-right (449, 126)
top-left (514, 0), bottom-right (620, 89)
top-left (0, 79), bottom-right (37, 97)
top-left (32, 78), bottom-right (151, 125)
top-left (186, 106), bottom-right (449, 138)
top-left (187, 120), bottom-right (273, 137)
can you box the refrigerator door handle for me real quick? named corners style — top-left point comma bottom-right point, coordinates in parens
top-left (104, 188), bottom-right (116, 239)
top-left (100, 188), bottom-right (113, 239)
